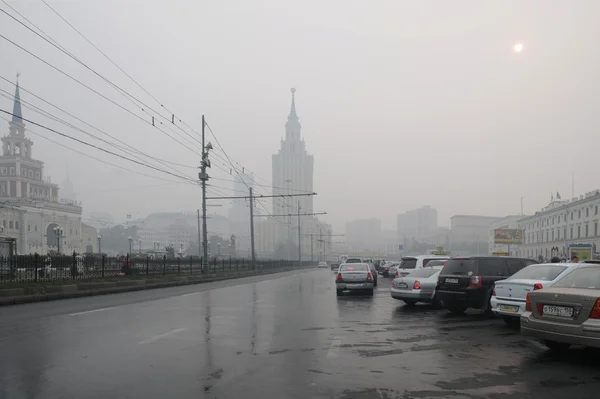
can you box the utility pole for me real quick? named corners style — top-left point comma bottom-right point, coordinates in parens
top-left (297, 200), bottom-right (301, 263)
top-left (199, 115), bottom-right (212, 273)
top-left (319, 228), bottom-right (323, 261)
top-left (249, 187), bottom-right (256, 268)
top-left (197, 209), bottom-right (202, 257)
top-left (285, 179), bottom-right (292, 261)
top-left (310, 233), bottom-right (313, 262)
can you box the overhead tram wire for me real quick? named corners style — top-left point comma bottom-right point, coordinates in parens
top-left (0, 88), bottom-right (193, 178)
top-left (0, 109), bottom-right (198, 183)
top-left (0, 32), bottom-right (201, 157)
top-left (0, 7), bottom-right (204, 151)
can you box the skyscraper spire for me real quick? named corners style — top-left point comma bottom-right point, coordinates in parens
top-left (12, 73), bottom-right (23, 124)
top-left (285, 88), bottom-right (301, 141)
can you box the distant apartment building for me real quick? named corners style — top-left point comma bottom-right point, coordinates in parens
top-left (345, 218), bottom-right (382, 252)
top-left (450, 215), bottom-right (503, 254)
top-left (397, 206), bottom-right (437, 244)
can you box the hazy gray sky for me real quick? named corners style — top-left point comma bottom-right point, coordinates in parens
top-left (1, 0), bottom-right (599, 231)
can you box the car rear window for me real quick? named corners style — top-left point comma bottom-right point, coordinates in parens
top-left (425, 260), bottom-right (446, 267)
top-left (341, 264), bottom-right (368, 271)
top-left (399, 258), bottom-right (417, 269)
top-left (405, 268), bottom-right (440, 278)
top-left (553, 267), bottom-right (600, 289)
top-left (443, 259), bottom-right (476, 275)
top-left (508, 265), bottom-right (568, 281)
top-left (345, 258), bottom-right (362, 263)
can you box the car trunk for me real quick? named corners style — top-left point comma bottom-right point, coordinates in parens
top-left (530, 288), bottom-right (599, 325)
top-left (438, 259), bottom-right (476, 292)
top-left (495, 279), bottom-right (539, 302)
top-left (340, 270), bottom-right (369, 282)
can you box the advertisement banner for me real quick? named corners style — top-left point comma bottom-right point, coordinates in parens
top-left (568, 244), bottom-right (593, 261)
top-left (494, 229), bottom-right (523, 244)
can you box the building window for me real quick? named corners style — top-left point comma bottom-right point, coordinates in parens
top-left (570, 227), bottom-right (573, 239)
top-left (579, 210), bottom-right (581, 219)
top-left (596, 205), bottom-right (599, 216)
top-left (28, 170), bottom-right (33, 178)
top-left (70, 229), bottom-right (72, 235)
top-left (15, 221), bottom-right (18, 230)
top-left (564, 228), bottom-right (567, 239)
top-left (9, 167), bottom-right (14, 176)
top-left (596, 223), bottom-right (598, 236)
top-left (564, 214), bottom-right (567, 222)
top-left (571, 212), bottom-right (574, 220)
top-left (9, 221), bottom-right (13, 229)
top-left (551, 230), bottom-right (554, 241)
top-left (34, 225), bottom-right (37, 232)
top-left (586, 208), bottom-right (590, 217)
top-left (577, 226), bottom-right (581, 238)
top-left (586, 224), bottom-right (589, 237)
top-left (28, 224), bottom-right (30, 232)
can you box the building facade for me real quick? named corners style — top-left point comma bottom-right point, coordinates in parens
top-left (397, 205), bottom-right (437, 244)
top-left (449, 215), bottom-right (503, 255)
top-left (518, 191), bottom-right (600, 260)
top-left (0, 79), bottom-right (83, 254)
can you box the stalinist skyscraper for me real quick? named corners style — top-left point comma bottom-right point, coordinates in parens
top-left (271, 88), bottom-right (314, 216)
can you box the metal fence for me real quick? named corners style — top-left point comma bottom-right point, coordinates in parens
top-left (0, 254), bottom-right (311, 285)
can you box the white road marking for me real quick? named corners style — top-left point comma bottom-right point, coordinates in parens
top-left (138, 328), bottom-right (186, 345)
top-left (179, 292), bottom-right (201, 297)
top-left (69, 307), bottom-right (115, 316)
top-left (327, 336), bottom-right (343, 358)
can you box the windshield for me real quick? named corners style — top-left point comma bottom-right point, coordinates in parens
top-left (508, 265), bottom-right (567, 281)
top-left (442, 259), bottom-right (476, 275)
top-left (404, 268), bottom-right (440, 278)
top-left (340, 264), bottom-right (368, 271)
top-left (553, 267), bottom-right (600, 289)
top-left (399, 258), bottom-right (417, 269)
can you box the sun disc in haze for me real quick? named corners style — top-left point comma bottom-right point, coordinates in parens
top-left (513, 43), bottom-right (524, 53)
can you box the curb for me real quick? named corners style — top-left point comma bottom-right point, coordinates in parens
top-left (0, 268), bottom-right (299, 307)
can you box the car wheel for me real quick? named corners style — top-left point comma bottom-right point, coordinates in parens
top-left (403, 300), bottom-right (417, 306)
top-left (449, 307), bottom-right (466, 315)
top-left (503, 316), bottom-right (520, 328)
top-left (543, 340), bottom-right (571, 351)
top-left (336, 289), bottom-right (343, 297)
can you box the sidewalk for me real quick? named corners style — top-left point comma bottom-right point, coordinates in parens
top-left (0, 267), bottom-right (297, 306)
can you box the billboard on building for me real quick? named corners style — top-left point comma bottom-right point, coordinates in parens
top-left (568, 244), bottom-right (593, 261)
top-left (494, 229), bottom-right (523, 244)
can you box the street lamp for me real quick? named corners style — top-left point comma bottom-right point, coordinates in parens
top-left (128, 236), bottom-right (133, 255)
top-left (53, 226), bottom-right (63, 254)
top-left (97, 234), bottom-right (102, 254)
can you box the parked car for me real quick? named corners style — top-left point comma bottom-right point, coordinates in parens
top-left (318, 261), bottom-right (328, 268)
top-left (381, 261), bottom-right (400, 277)
top-left (521, 264), bottom-right (600, 351)
top-left (336, 263), bottom-right (374, 296)
top-left (491, 262), bottom-right (582, 325)
top-left (424, 260), bottom-right (447, 268)
top-left (367, 262), bottom-right (378, 287)
top-left (394, 255), bottom-right (450, 279)
top-left (436, 256), bottom-right (537, 315)
top-left (391, 267), bottom-right (444, 306)
top-left (345, 257), bottom-right (363, 264)
top-left (386, 262), bottom-right (401, 278)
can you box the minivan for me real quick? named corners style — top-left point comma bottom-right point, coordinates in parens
top-left (435, 256), bottom-right (537, 315)
top-left (393, 255), bottom-right (450, 278)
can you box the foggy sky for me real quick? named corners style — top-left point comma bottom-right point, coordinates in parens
top-left (1, 0), bottom-right (599, 231)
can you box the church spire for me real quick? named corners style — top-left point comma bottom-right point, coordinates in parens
top-left (285, 88), bottom-right (301, 141)
top-left (12, 74), bottom-right (23, 124)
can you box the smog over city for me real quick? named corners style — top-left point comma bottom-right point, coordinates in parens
top-left (3, 2), bottom-right (600, 398)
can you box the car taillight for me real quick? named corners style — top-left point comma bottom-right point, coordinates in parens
top-left (469, 275), bottom-right (482, 288)
top-left (492, 289), bottom-right (496, 297)
top-left (525, 293), bottom-right (531, 311)
top-left (413, 280), bottom-right (421, 290)
top-left (395, 271), bottom-right (399, 278)
top-left (367, 272), bottom-right (372, 280)
top-left (443, 260), bottom-right (448, 267)
top-left (533, 283), bottom-right (543, 290)
top-left (590, 298), bottom-right (600, 319)
top-left (337, 273), bottom-right (342, 281)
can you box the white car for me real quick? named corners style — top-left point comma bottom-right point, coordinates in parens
top-left (491, 262), bottom-right (583, 326)
top-left (318, 261), bottom-right (328, 268)
top-left (393, 255), bottom-right (450, 279)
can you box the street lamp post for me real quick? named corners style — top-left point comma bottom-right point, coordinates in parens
top-left (128, 236), bottom-right (133, 256)
top-left (97, 235), bottom-right (102, 254)
top-left (53, 226), bottom-right (63, 254)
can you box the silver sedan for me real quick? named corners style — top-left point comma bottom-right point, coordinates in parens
top-left (336, 263), bottom-right (375, 296)
top-left (390, 267), bottom-right (443, 306)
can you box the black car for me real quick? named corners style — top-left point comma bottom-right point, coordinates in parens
top-left (435, 256), bottom-right (537, 315)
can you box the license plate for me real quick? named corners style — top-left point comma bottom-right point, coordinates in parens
top-left (396, 283), bottom-right (408, 289)
top-left (543, 305), bottom-right (573, 317)
top-left (347, 284), bottom-right (362, 288)
top-left (499, 304), bottom-right (519, 313)
top-left (445, 278), bottom-right (459, 284)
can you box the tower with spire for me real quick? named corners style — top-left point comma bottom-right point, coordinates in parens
top-left (0, 76), bottom-right (84, 254)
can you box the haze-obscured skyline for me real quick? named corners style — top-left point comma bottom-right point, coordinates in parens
top-left (1, 0), bottom-right (599, 231)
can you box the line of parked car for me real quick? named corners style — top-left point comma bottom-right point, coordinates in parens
top-left (331, 255), bottom-right (600, 351)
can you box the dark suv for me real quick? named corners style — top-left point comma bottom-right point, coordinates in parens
top-left (435, 256), bottom-right (537, 315)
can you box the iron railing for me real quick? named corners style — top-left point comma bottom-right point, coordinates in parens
top-left (0, 254), bottom-right (312, 285)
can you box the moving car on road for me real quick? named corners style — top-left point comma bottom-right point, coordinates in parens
top-left (336, 263), bottom-right (374, 296)
top-left (436, 256), bottom-right (537, 315)
top-left (391, 267), bottom-right (444, 306)
top-left (344, 257), bottom-right (363, 264)
top-left (393, 255), bottom-right (450, 278)
top-left (318, 261), bottom-right (328, 268)
top-left (330, 263), bottom-right (340, 271)
top-left (491, 262), bottom-right (581, 325)
top-left (521, 264), bottom-right (600, 351)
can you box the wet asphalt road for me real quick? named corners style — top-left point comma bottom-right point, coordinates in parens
top-left (1, 268), bottom-right (599, 399)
